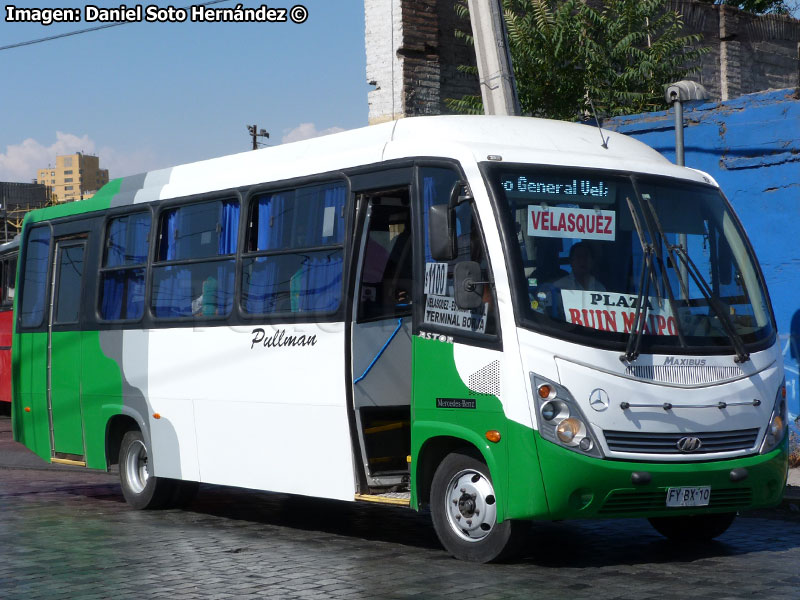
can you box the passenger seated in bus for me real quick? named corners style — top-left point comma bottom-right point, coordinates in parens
top-left (193, 275), bottom-right (219, 316)
top-left (553, 242), bottom-right (606, 292)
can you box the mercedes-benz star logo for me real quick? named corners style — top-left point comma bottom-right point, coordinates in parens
top-left (589, 388), bottom-right (609, 412)
top-left (676, 436), bottom-right (703, 453)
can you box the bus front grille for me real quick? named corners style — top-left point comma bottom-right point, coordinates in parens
top-left (603, 428), bottom-right (760, 454)
top-left (599, 488), bottom-right (752, 515)
top-left (625, 364), bottom-right (744, 385)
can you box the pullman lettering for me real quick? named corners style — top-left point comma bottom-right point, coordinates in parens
top-left (251, 328), bottom-right (317, 349)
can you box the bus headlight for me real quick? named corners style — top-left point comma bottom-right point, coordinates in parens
top-left (531, 374), bottom-right (603, 458)
top-left (760, 381), bottom-right (788, 454)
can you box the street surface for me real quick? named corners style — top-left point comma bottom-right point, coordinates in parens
top-left (1, 415), bottom-right (799, 600)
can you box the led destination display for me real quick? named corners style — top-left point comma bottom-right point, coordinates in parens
top-left (501, 174), bottom-right (617, 204)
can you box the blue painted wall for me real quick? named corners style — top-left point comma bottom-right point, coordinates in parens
top-left (605, 89), bottom-right (800, 422)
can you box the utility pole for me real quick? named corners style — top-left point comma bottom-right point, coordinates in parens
top-left (665, 80), bottom-right (709, 301)
top-left (247, 124), bottom-right (270, 150)
top-left (467, 0), bottom-right (520, 116)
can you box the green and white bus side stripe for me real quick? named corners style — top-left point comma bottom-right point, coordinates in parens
top-left (110, 168), bottom-right (174, 207)
top-left (410, 335), bottom-right (550, 521)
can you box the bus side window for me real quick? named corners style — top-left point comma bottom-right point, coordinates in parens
top-left (357, 197), bottom-right (412, 322)
top-left (19, 227), bottom-right (51, 329)
top-left (421, 167), bottom-right (498, 338)
top-left (241, 181), bottom-right (346, 316)
top-left (99, 212), bottom-right (151, 321)
top-left (6, 256), bottom-right (16, 302)
top-left (151, 199), bottom-right (239, 319)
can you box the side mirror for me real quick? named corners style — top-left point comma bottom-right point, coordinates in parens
top-left (428, 204), bottom-right (455, 261)
top-left (428, 180), bottom-right (472, 262)
top-left (453, 261), bottom-right (484, 310)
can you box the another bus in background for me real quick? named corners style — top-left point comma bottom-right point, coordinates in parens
top-left (0, 238), bottom-right (19, 413)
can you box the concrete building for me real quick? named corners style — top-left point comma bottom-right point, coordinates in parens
top-left (36, 152), bottom-right (109, 203)
top-left (0, 182), bottom-right (50, 243)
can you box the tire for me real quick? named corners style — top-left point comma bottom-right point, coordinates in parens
top-left (430, 452), bottom-right (527, 563)
top-left (648, 512), bottom-right (736, 542)
top-left (118, 430), bottom-right (176, 510)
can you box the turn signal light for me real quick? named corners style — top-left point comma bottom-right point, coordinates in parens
top-left (537, 384), bottom-right (553, 399)
top-left (153, 413), bottom-right (161, 420)
top-left (24, 407), bottom-right (31, 413)
top-left (486, 430), bottom-right (501, 443)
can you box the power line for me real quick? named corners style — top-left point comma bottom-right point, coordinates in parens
top-left (0, 0), bottom-right (232, 52)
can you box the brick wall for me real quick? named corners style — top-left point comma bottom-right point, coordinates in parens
top-left (364, 0), bottom-right (800, 122)
top-left (365, 0), bottom-right (405, 124)
top-left (364, 0), bottom-right (479, 123)
top-left (670, 1), bottom-right (800, 101)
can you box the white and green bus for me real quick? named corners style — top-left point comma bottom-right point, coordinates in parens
top-left (11, 116), bottom-right (788, 562)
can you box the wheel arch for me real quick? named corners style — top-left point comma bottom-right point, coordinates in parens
top-left (413, 426), bottom-right (504, 520)
top-left (105, 406), bottom-right (150, 467)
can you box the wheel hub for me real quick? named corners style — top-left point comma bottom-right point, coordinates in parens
top-left (445, 469), bottom-right (497, 542)
top-left (124, 439), bottom-right (150, 494)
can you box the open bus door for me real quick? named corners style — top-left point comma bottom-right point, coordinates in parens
top-left (350, 186), bottom-right (414, 493)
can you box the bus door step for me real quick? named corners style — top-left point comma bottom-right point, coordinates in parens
top-left (354, 492), bottom-right (410, 506)
top-left (51, 453), bottom-right (86, 467)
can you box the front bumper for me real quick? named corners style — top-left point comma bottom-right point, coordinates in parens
top-left (530, 432), bottom-right (788, 520)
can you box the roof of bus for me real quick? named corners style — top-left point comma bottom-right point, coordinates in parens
top-left (25, 115), bottom-right (712, 223)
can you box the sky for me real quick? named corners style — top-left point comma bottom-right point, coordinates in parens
top-left (0, 0), bottom-right (372, 182)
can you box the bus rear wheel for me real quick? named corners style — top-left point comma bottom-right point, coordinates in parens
top-left (119, 430), bottom-right (175, 510)
top-left (648, 512), bottom-right (736, 542)
top-left (430, 452), bottom-right (526, 563)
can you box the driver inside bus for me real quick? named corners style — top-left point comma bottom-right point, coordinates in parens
top-left (554, 242), bottom-right (606, 292)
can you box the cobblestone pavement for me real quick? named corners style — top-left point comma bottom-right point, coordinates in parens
top-left (1, 417), bottom-right (800, 599)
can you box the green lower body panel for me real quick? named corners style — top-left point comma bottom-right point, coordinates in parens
top-left (51, 331), bottom-right (84, 455)
top-left (13, 329), bottom-right (125, 469)
top-left (533, 431), bottom-right (788, 520)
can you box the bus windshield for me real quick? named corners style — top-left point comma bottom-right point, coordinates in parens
top-left (487, 165), bottom-right (775, 354)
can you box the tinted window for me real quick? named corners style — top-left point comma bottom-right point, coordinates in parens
top-left (99, 212), bottom-right (151, 321)
top-left (421, 167), bottom-right (498, 337)
top-left (152, 199), bottom-right (239, 319)
top-left (158, 200), bottom-right (239, 261)
top-left (6, 255), bottom-right (17, 303)
top-left (55, 244), bottom-right (85, 324)
top-left (105, 212), bottom-right (150, 266)
top-left (152, 261), bottom-right (236, 318)
top-left (20, 227), bottom-right (51, 328)
top-left (242, 182), bottom-right (346, 316)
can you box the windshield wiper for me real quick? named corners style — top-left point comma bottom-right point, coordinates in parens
top-left (637, 191), bottom-right (688, 350)
top-left (669, 245), bottom-right (750, 363)
top-left (622, 196), bottom-right (660, 362)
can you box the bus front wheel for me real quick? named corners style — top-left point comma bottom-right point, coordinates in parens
top-left (119, 430), bottom-right (175, 510)
top-left (648, 512), bottom-right (736, 542)
top-left (430, 452), bottom-right (526, 563)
